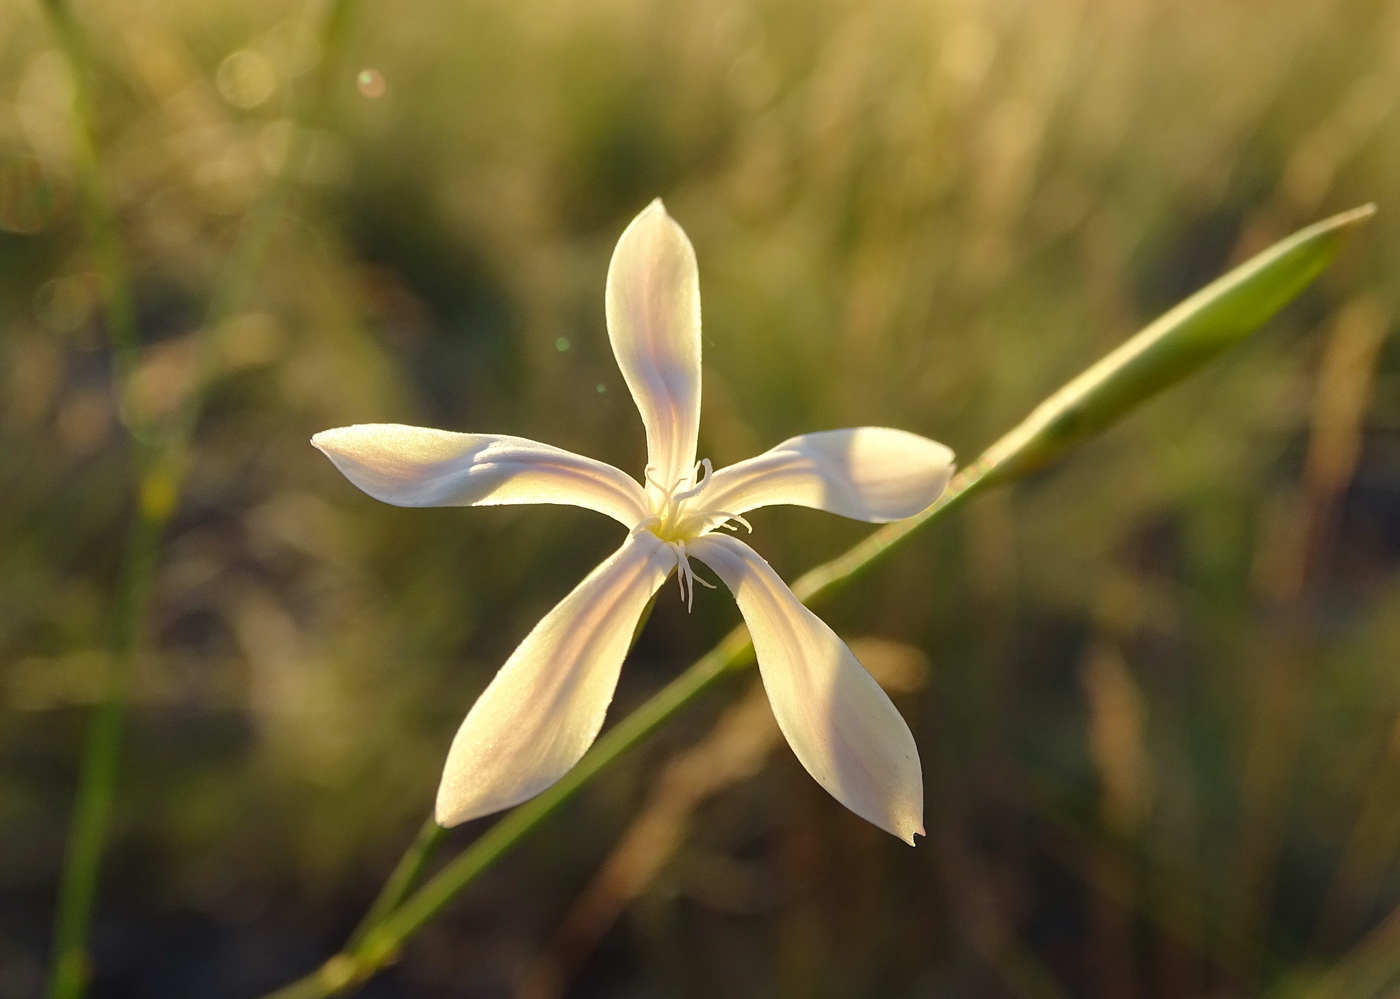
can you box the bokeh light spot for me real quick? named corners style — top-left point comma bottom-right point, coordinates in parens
top-left (356, 68), bottom-right (387, 99)
top-left (555, 337), bottom-right (570, 352)
top-left (216, 50), bottom-right (277, 109)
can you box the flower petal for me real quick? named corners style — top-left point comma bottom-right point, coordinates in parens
top-left (701, 428), bottom-right (954, 523)
top-left (436, 531), bottom-right (677, 826)
top-left (312, 424), bottom-right (648, 527)
top-left (688, 534), bottom-right (924, 843)
top-left (605, 199), bottom-right (702, 489)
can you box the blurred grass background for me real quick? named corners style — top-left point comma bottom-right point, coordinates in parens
top-left (0, 0), bottom-right (1397, 995)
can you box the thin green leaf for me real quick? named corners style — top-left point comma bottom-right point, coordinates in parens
top-left (978, 204), bottom-right (1376, 484)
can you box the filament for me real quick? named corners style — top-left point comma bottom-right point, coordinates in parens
top-left (672, 541), bottom-right (715, 612)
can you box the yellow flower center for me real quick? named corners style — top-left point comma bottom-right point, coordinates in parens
top-left (634, 459), bottom-right (752, 609)
top-left (638, 459), bottom-right (749, 543)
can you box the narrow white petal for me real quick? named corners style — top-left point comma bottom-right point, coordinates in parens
top-left (605, 199), bottom-right (702, 489)
top-left (312, 424), bottom-right (648, 527)
top-left (688, 534), bottom-right (924, 843)
top-left (701, 428), bottom-right (954, 523)
top-left (435, 532), bottom-right (677, 826)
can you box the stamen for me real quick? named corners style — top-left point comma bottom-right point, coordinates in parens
top-left (696, 510), bottom-right (752, 534)
top-left (640, 458), bottom-right (741, 544)
top-left (671, 541), bottom-right (715, 612)
top-left (672, 458), bottom-right (714, 504)
top-left (675, 550), bottom-right (692, 608)
top-left (643, 464), bottom-right (681, 527)
top-left (721, 512), bottom-right (753, 533)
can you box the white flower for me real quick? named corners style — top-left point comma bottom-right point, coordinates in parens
top-left (312, 200), bottom-right (954, 844)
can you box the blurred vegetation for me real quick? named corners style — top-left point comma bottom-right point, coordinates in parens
top-left (0, 0), bottom-right (1397, 996)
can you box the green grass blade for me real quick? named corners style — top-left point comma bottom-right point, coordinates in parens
top-left (978, 204), bottom-right (1377, 484)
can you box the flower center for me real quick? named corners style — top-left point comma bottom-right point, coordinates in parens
top-left (637, 458), bottom-right (750, 543)
top-left (632, 459), bottom-right (752, 610)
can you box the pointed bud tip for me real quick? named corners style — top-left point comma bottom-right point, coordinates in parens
top-left (1325, 202), bottom-right (1377, 229)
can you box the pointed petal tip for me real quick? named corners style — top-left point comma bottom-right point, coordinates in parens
top-left (688, 535), bottom-right (927, 846)
top-left (625, 197), bottom-right (688, 242)
top-left (433, 791), bottom-right (466, 829)
top-left (433, 756), bottom-right (522, 829)
top-left (428, 533), bottom-right (677, 835)
top-left (702, 428), bottom-right (956, 524)
top-left (310, 426), bottom-right (353, 453)
top-left (434, 774), bottom-right (501, 829)
top-left (886, 811), bottom-right (924, 846)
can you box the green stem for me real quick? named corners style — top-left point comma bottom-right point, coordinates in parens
top-left (46, 510), bottom-right (160, 999)
top-left (255, 204), bottom-right (1370, 999)
top-left (41, 0), bottom-right (154, 992)
top-left (343, 818), bottom-right (447, 954)
top-left (44, 4), bottom-right (360, 997)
